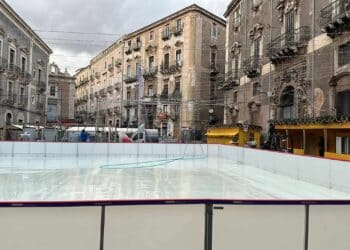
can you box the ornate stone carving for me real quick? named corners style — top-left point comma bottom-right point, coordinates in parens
top-left (163, 44), bottom-right (171, 51)
top-left (231, 42), bottom-right (241, 56)
top-left (175, 40), bottom-right (183, 47)
top-left (249, 24), bottom-right (264, 40)
top-left (276, 0), bottom-right (300, 22)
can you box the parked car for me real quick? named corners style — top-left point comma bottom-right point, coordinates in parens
top-left (131, 129), bottom-right (159, 143)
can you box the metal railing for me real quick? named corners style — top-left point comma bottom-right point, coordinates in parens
top-left (162, 30), bottom-right (172, 41)
top-left (320, 0), bottom-right (350, 28)
top-left (267, 26), bottom-right (311, 58)
top-left (243, 55), bottom-right (261, 78)
top-left (124, 73), bottom-right (137, 83)
top-left (160, 62), bottom-right (182, 75)
top-left (143, 66), bottom-right (158, 79)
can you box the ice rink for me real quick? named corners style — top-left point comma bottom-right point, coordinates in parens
top-left (0, 155), bottom-right (349, 201)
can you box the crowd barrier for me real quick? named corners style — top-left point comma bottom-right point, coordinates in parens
top-left (0, 201), bottom-right (349, 250)
top-left (217, 145), bottom-right (350, 193)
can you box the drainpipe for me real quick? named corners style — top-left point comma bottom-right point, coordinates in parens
top-left (121, 39), bottom-right (125, 127)
top-left (311, 0), bottom-right (316, 117)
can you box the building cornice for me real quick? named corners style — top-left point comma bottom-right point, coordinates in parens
top-left (224, 0), bottom-right (241, 18)
top-left (125, 4), bottom-right (226, 39)
top-left (0, 0), bottom-right (52, 54)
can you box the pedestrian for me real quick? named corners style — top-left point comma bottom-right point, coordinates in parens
top-left (80, 129), bottom-right (88, 142)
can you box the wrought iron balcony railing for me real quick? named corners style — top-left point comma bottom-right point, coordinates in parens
top-left (99, 89), bottom-right (107, 97)
top-left (125, 47), bottom-right (132, 55)
top-left (143, 66), bottom-right (158, 80)
top-left (37, 81), bottom-right (47, 92)
top-left (114, 82), bottom-right (121, 90)
top-left (173, 24), bottom-right (184, 36)
top-left (8, 64), bottom-right (20, 79)
top-left (108, 64), bottom-right (114, 72)
top-left (0, 57), bottom-right (7, 72)
top-left (162, 30), bottom-right (172, 41)
top-left (243, 56), bottom-right (261, 78)
top-left (1, 94), bottom-right (16, 106)
top-left (107, 86), bottom-right (113, 93)
top-left (210, 63), bottom-right (220, 76)
top-left (132, 42), bottom-right (142, 52)
top-left (115, 58), bottom-right (122, 67)
top-left (124, 73), bottom-right (137, 84)
top-left (320, 0), bottom-right (350, 37)
top-left (160, 61), bottom-right (182, 75)
top-left (267, 26), bottom-right (310, 64)
top-left (218, 71), bottom-right (240, 91)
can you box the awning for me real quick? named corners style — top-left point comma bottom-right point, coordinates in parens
top-left (206, 129), bottom-right (239, 137)
top-left (275, 122), bottom-right (350, 130)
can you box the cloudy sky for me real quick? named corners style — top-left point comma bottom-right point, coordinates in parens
top-left (7, 0), bottom-right (228, 74)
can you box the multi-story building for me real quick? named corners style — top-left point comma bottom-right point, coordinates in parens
top-left (47, 63), bottom-right (75, 124)
top-left (0, 1), bottom-right (52, 128)
top-left (223, 0), bottom-right (350, 158)
top-left (122, 4), bottom-right (226, 138)
top-left (75, 39), bottom-right (124, 127)
top-left (75, 4), bottom-right (226, 139)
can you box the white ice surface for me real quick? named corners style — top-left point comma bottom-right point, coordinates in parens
top-left (0, 155), bottom-right (349, 201)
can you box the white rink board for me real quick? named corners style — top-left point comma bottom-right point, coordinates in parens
top-left (0, 207), bottom-right (101, 250)
top-left (104, 205), bottom-right (205, 250)
top-left (309, 205), bottom-right (350, 250)
top-left (212, 205), bottom-right (305, 250)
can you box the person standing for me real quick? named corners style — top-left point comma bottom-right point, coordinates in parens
top-left (80, 129), bottom-right (88, 142)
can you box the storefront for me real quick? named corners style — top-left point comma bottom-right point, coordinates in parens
top-left (206, 124), bottom-right (261, 148)
top-left (275, 122), bottom-right (350, 161)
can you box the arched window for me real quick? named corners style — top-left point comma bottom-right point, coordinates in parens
top-left (280, 86), bottom-right (295, 119)
top-left (336, 90), bottom-right (350, 117)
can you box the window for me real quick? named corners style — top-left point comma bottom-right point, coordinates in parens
top-left (284, 9), bottom-right (295, 46)
top-left (253, 82), bottom-right (260, 96)
top-left (9, 48), bottom-right (15, 65)
top-left (38, 69), bottom-right (42, 82)
top-left (339, 43), bottom-right (350, 67)
top-left (232, 55), bottom-right (240, 78)
top-left (210, 82), bottom-right (216, 100)
top-left (211, 50), bottom-right (217, 68)
top-left (0, 39), bottom-right (3, 57)
top-left (176, 19), bottom-right (182, 31)
top-left (21, 56), bottom-right (26, 72)
top-left (175, 105), bottom-right (180, 117)
top-left (211, 23), bottom-right (218, 38)
top-left (128, 40), bottom-right (132, 50)
top-left (136, 37), bottom-right (141, 48)
top-left (50, 86), bottom-right (56, 97)
top-left (127, 65), bottom-right (131, 77)
top-left (150, 31), bottom-right (154, 40)
top-left (280, 86), bottom-right (295, 119)
top-left (20, 87), bottom-right (24, 102)
top-left (163, 105), bottom-right (168, 113)
top-left (7, 81), bottom-right (13, 96)
top-left (336, 90), bottom-right (350, 117)
top-left (163, 53), bottom-right (170, 69)
top-left (163, 82), bottom-right (169, 95)
top-left (127, 88), bottom-right (131, 100)
top-left (149, 56), bottom-right (155, 69)
top-left (233, 6), bottom-right (241, 29)
top-left (176, 50), bottom-right (182, 65)
top-left (147, 85), bottom-right (153, 96)
top-left (251, 39), bottom-right (261, 58)
top-left (165, 24), bottom-right (170, 36)
top-left (233, 91), bottom-right (238, 103)
top-left (105, 61), bottom-right (107, 69)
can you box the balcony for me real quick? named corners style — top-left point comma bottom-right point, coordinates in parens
top-left (108, 64), bottom-right (114, 72)
top-left (18, 99), bottom-right (28, 109)
top-left (8, 64), bottom-right (20, 79)
top-left (267, 26), bottom-right (310, 64)
top-left (320, 0), bottom-right (350, 37)
top-left (94, 92), bottom-right (99, 98)
top-left (107, 86), bottom-right (113, 93)
top-left (99, 89), bottom-right (107, 97)
top-left (143, 66), bottom-right (158, 80)
top-left (115, 59), bottom-right (122, 67)
top-left (37, 81), bottom-right (47, 93)
top-left (162, 30), bottom-right (172, 41)
top-left (1, 94), bottom-right (16, 106)
top-left (210, 63), bottom-right (220, 76)
top-left (19, 71), bottom-right (32, 85)
top-left (90, 74), bottom-right (95, 81)
top-left (132, 42), bottom-right (142, 52)
top-left (173, 24), bottom-right (184, 37)
top-left (114, 82), bottom-right (121, 90)
top-left (124, 99), bottom-right (138, 108)
top-left (160, 62), bottom-right (182, 75)
top-left (0, 58), bottom-right (7, 73)
top-left (170, 88), bottom-right (182, 102)
top-left (159, 90), bottom-right (169, 102)
top-left (114, 106), bottom-right (121, 115)
top-left (95, 72), bottom-right (101, 79)
top-left (218, 72), bottom-right (240, 91)
top-left (82, 95), bottom-right (88, 102)
top-left (124, 74), bottom-right (137, 84)
top-left (125, 47), bottom-right (132, 55)
top-left (243, 56), bottom-right (261, 78)
top-left (90, 93), bottom-right (94, 99)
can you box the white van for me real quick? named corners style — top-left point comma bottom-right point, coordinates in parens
top-left (131, 129), bottom-right (159, 143)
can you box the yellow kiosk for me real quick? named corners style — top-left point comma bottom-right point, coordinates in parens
top-left (206, 124), bottom-right (261, 148)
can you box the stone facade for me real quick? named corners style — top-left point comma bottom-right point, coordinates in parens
top-left (75, 39), bottom-right (124, 127)
top-left (47, 63), bottom-right (75, 124)
top-left (75, 4), bottom-right (226, 139)
top-left (0, 1), bottom-right (51, 128)
top-left (223, 0), bottom-right (350, 135)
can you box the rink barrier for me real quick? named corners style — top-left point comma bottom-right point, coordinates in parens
top-left (0, 199), bottom-right (349, 250)
top-left (218, 145), bottom-right (350, 193)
